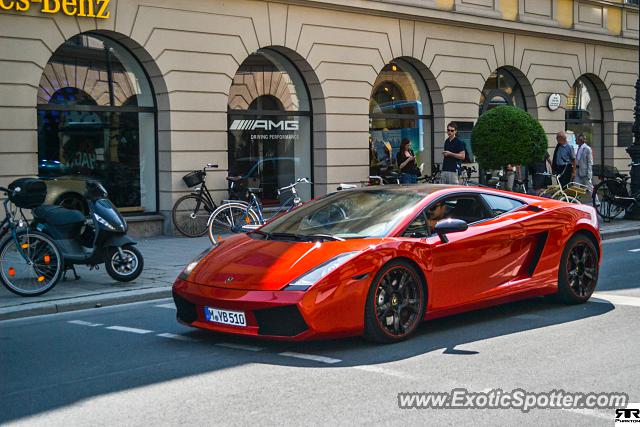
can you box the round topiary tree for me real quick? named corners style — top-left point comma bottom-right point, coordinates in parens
top-left (471, 105), bottom-right (548, 170)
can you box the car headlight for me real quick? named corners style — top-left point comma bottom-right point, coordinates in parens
top-left (178, 246), bottom-right (216, 281)
top-left (283, 251), bottom-right (360, 291)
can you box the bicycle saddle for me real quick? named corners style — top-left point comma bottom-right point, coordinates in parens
top-left (247, 187), bottom-right (263, 193)
top-left (226, 176), bottom-right (243, 182)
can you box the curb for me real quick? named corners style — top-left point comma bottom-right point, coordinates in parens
top-left (600, 228), bottom-right (640, 241)
top-left (0, 287), bottom-right (172, 321)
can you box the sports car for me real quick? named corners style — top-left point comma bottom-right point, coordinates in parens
top-left (172, 184), bottom-right (601, 343)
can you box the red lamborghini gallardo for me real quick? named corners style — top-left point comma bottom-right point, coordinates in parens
top-left (172, 185), bottom-right (601, 343)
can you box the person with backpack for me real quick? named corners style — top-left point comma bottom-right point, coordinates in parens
top-left (441, 121), bottom-right (465, 184)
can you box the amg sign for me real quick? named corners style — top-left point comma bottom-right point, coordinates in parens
top-left (230, 120), bottom-right (299, 131)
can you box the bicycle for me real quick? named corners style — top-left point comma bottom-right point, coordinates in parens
top-left (0, 181), bottom-right (63, 296)
top-left (171, 163), bottom-right (220, 237)
top-left (537, 172), bottom-right (584, 204)
top-left (592, 162), bottom-right (640, 221)
top-left (207, 178), bottom-right (311, 243)
top-left (420, 164), bottom-right (441, 184)
top-left (460, 165), bottom-right (478, 186)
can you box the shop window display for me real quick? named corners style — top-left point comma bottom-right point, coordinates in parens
top-left (37, 34), bottom-right (156, 213)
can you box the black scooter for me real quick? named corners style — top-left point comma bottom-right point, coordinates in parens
top-left (32, 181), bottom-right (144, 282)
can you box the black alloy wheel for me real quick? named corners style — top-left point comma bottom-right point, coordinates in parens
top-left (364, 260), bottom-right (425, 343)
top-left (556, 234), bottom-right (599, 304)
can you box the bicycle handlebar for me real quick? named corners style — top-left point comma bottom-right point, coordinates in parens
top-left (277, 177), bottom-right (312, 194)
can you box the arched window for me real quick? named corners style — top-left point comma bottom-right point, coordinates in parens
top-left (479, 68), bottom-right (527, 115)
top-left (37, 34), bottom-right (157, 212)
top-left (369, 60), bottom-right (432, 177)
top-left (566, 76), bottom-right (603, 164)
top-left (228, 50), bottom-right (311, 206)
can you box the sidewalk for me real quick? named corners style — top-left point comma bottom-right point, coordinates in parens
top-left (1, 219), bottom-right (638, 321)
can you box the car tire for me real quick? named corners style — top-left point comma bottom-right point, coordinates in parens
top-left (556, 234), bottom-right (599, 304)
top-left (364, 259), bottom-right (425, 343)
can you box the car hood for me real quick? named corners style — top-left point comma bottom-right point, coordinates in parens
top-left (187, 233), bottom-right (379, 291)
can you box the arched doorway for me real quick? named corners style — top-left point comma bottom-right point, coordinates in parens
top-left (566, 75), bottom-right (604, 166)
top-left (479, 67), bottom-right (528, 115)
top-left (227, 49), bottom-right (312, 206)
top-left (37, 33), bottom-right (157, 213)
top-left (369, 59), bottom-right (433, 178)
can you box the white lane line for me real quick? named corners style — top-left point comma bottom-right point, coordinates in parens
top-left (278, 352), bottom-right (341, 364)
top-left (564, 408), bottom-right (613, 421)
top-left (513, 314), bottom-right (543, 320)
top-left (629, 248), bottom-right (640, 253)
top-left (105, 326), bottom-right (154, 334)
top-left (592, 293), bottom-right (640, 308)
top-left (155, 303), bottom-right (176, 309)
top-left (68, 320), bottom-right (103, 327)
top-left (353, 365), bottom-right (413, 379)
top-left (216, 342), bottom-right (263, 352)
top-left (157, 333), bottom-right (197, 342)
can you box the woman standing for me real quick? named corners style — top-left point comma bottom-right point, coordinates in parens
top-left (396, 138), bottom-right (418, 184)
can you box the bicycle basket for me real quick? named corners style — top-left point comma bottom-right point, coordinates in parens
top-left (8, 177), bottom-right (47, 209)
top-left (182, 170), bottom-right (204, 187)
top-left (593, 164), bottom-right (619, 178)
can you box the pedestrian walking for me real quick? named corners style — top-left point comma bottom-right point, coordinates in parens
top-left (396, 139), bottom-right (418, 184)
top-left (441, 122), bottom-right (465, 184)
top-left (552, 131), bottom-right (575, 188)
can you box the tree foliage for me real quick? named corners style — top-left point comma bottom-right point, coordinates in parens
top-left (471, 106), bottom-right (548, 170)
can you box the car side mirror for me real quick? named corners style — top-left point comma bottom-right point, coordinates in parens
top-left (435, 218), bottom-right (468, 243)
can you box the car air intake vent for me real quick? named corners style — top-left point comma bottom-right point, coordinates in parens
top-left (254, 305), bottom-right (308, 336)
top-left (173, 291), bottom-right (197, 324)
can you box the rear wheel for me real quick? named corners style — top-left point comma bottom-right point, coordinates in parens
top-left (0, 231), bottom-right (62, 296)
top-left (556, 234), bottom-right (599, 304)
top-left (172, 194), bottom-right (213, 237)
top-left (364, 260), bottom-right (425, 343)
top-left (105, 245), bottom-right (144, 282)
top-left (207, 202), bottom-right (261, 244)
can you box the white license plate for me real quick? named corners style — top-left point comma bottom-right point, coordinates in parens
top-left (204, 307), bottom-right (246, 327)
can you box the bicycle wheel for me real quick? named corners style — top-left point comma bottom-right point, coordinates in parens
top-left (208, 202), bottom-right (261, 244)
top-left (0, 231), bottom-right (62, 296)
top-left (172, 194), bottom-right (214, 237)
top-left (593, 181), bottom-right (624, 220)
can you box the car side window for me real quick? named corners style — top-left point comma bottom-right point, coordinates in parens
top-left (481, 194), bottom-right (524, 217)
top-left (402, 212), bottom-right (429, 238)
top-left (443, 196), bottom-right (487, 224)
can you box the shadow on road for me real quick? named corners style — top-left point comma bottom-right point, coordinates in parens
top-left (0, 297), bottom-right (614, 423)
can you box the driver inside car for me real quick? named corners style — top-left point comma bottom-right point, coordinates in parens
top-left (426, 202), bottom-right (452, 234)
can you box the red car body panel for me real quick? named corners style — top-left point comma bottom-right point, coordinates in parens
top-left (172, 185), bottom-right (601, 341)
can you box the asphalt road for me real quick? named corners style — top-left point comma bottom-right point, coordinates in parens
top-left (1, 236), bottom-right (640, 426)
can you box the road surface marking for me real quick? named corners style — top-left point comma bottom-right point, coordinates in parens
top-left (278, 352), bottom-right (341, 364)
top-left (216, 342), bottom-right (263, 352)
top-left (105, 326), bottom-right (154, 334)
top-left (513, 314), bottom-right (542, 320)
top-left (592, 293), bottom-right (640, 308)
top-left (353, 365), bottom-right (413, 379)
top-left (157, 333), bottom-right (197, 342)
top-left (629, 248), bottom-right (640, 252)
top-left (68, 320), bottom-right (103, 327)
top-left (564, 408), bottom-right (613, 421)
top-left (155, 303), bottom-right (176, 309)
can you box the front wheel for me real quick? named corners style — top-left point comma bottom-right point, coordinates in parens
top-left (556, 234), bottom-right (599, 304)
top-left (172, 194), bottom-right (213, 237)
top-left (364, 260), bottom-right (425, 343)
top-left (0, 231), bottom-right (63, 296)
top-left (593, 181), bottom-right (624, 220)
top-left (207, 203), bottom-right (261, 244)
top-left (105, 245), bottom-right (144, 282)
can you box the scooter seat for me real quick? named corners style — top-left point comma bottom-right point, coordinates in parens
top-left (33, 205), bottom-right (85, 226)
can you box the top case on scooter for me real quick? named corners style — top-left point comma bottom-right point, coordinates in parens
top-left (33, 205), bottom-right (86, 239)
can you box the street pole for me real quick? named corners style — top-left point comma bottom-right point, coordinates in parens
top-left (626, 31), bottom-right (640, 219)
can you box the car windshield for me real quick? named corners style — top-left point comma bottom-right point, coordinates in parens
top-left (257, 189), bottom-right (426, 240)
